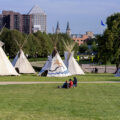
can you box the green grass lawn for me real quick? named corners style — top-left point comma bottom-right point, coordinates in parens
top-left (0, 83), bottom-right (120, 120)
top-left (0, 73), bottom-right (120, 82)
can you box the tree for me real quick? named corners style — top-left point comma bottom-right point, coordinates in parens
top-left (49, 33), bottom-right (79, 56)
top-left (34, 31), bottom-right (53, 57)
top-left (106, 13), bottom-right (120, 71)
top-left (97, 13), bottom-right (120, 72)
top-left (79, 43), bottom-right (88, 54)
top-left (0, 29), bottom-right (25, 57)
top-left (97, 32), bottom-right (113, 72)
top-left (26, 34), bottom-right (42, 57)
top-left (91, 41), bottom-right (98, 53)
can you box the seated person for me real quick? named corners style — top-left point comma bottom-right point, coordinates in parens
top-left (73, 77), bottom-right (77, 87)
top-left (69, 79), bottom-right (73, 88)
top-left (62, 80), bottom-right (69, 88)
top-left (58, 81), bottom-right (69, 88)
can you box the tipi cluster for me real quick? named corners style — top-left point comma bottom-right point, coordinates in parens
top-left (0, 28), bottom-right (85, 77)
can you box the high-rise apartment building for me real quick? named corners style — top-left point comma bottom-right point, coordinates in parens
top-left (22, 14), bottom-right (32, 34)
top-left (0, 5), bottom-right (47, 34)
top-left (2, 11), bottom-right (21, 31)
top-left (28, 5), bottom-right (47, 33)
top-left (0, 11), bottom-right (32, 34)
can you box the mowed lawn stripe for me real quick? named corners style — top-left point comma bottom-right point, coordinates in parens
top-left (0, 73), bottom-right (120, 82)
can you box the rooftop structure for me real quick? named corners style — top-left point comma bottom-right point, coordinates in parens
top-left (28, 5), bottom-right (46, 15)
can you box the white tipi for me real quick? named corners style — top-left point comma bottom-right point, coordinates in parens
top-left (12, 36), bottom-right (35, 74)
top-left (0, 42), bottom-right (19, 76)
top-left (64, 51), bottom-right (84, 75)
top-left (39, 48), bottom-right (71, 77)
top-left (0, 25), bottom-right (19, 76)
top-left (63, 40), bottom-right (84, 75)
top-left (12, 49), bottom-right (35, 74)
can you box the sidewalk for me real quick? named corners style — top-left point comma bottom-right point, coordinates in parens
top-left (0, 81), bottom-right (120, 85)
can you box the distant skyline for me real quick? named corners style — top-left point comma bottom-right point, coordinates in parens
top-left (0, 0), bottom-right (120, 34)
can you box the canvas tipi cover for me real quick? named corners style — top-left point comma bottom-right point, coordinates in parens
top-left (39, 52), bottom-right (71, 77)
top-left (64, 51), bottom-right (84, 75)
top-left (12, 50), bottom-right (35, 74)
top-left (0, 45), bottom-right (19, 76)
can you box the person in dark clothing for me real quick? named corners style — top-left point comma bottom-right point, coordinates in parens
top-left (58, 81), bottom-right (69, 89)
top-left (95, 67), bottom-right (98, 73)
top-left (73, 77), bottom-right (77, 87)
top-left (62, 80), bottom-right (69, 88)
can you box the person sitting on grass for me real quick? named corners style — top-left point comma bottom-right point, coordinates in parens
top-left (69, 79), bottom-right (73, 88)
top-left (62, 80), bottom-right (69, 88)
top-left (73, 77), bottom-right (77, 87)
top-left (58, 81), bottom-right (69, 89)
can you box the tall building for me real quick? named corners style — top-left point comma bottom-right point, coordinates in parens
top-left (56, 22), bottom-right (60, 34)
top-left (22, 14), bottom-right (32, 34)
top-left (66, 22), bottom-right (71, 36)
top-left (0, 5), bottom-right (46, 34)
top-left (28, 5), bottom-right (47, 33)
top-left (2, 11), bottom-right (21, 31)
top-left (0, 10), bottom-right (32, 34)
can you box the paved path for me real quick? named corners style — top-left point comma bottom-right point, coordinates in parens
top-left (0, 81), bottom-right (120, 85)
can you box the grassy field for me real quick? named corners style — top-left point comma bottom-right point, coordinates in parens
top-left (0, 73), bottom-right (120, 82)
top-left (0, 74), bottom-right (120, 120)
top-left (0, 83), bottom-right (120, 120)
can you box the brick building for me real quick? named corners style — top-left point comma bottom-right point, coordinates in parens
top-left (0, 11), bottom-right (32, 34)
top-left (72, 34), bottom-right (89, 46)
top-left (22, 14), bottom-right (32, 34)
top-left (72, 32), bottom-right (94, 46)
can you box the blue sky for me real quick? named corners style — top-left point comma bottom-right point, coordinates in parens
top-left (0, 0), bottom-right (120, 34)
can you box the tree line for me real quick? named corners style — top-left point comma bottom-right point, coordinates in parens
top-left (96, 13), bottom-right (120, 72)
top-left (78, 13), bottom-right (120, 72)
top-left (0, 28), bottom-right (78, 58)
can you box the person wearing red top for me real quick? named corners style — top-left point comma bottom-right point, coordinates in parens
top-left (69, 79), bottom-right (73, 88)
